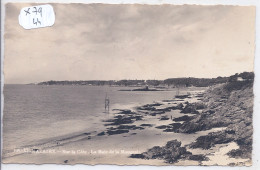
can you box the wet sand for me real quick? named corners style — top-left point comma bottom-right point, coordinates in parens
top-left (2, 88), bottom-right (250, 165)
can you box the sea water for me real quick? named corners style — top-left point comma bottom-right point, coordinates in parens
top-left (3, 84), bottom-right (179, 153)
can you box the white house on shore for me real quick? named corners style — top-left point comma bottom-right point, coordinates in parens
top-left (237, 77), bottom-right (245, 81)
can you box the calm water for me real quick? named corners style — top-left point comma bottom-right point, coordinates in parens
top-left (3, 85), bottom-right (179, 152)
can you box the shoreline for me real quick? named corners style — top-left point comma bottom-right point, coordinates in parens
top-left (2, 88), bottom-right (204, 160)
top-left (2, 82), bottom-right (253, 165)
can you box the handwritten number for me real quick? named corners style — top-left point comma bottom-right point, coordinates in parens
top-left (32, 7), bottom-right (38, 15)
top-left (24, 6), bottom-right (43, 26)
top-left (38, 7), bottom-right (42, 17)
top-left (33, 18), bottom-right (41, 25)
top-left (24, 8), bottom-right (30, 15)
top-left (32, 7), bottom-right (42, 17)
top-left (38, 19), bottom-right (41, 25)
top-left (33, 18), bottom-right (37, 25)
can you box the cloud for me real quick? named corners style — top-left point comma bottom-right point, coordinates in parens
top-left (4, 3), bottom-right (255, 84)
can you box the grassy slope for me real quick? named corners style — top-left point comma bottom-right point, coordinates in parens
top-left (130, 80), bottom-right (254, 164)
top-left (186, 81), bottom-right (254, 159)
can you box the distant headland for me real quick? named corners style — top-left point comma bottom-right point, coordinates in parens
top-left (34, 72), bottom-right (254, 88)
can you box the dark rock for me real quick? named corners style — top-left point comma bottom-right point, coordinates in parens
top-left (104, 115), bottom-right (135, 126)
top-left (147, 103), bottom-right (163, 107)
top-left (107, 129), bottom-right (129, 135)
top-left (137, 106), bottom-right (156, 111)
top-left (114, 124), bottom-right (144, 130)
top-left (151, 111), bottom-right (165, 116)
top-left (116, 110), bottom-right (135, 114)
top-left (190, 131), bottom-right (234, 149)
top-left (163, 123), bottom-right (182, 132)
top-left (188, 154), bottom-right (209, 161)
top-left (176, 103), bottom-right (184, 110)
top-left (130, 154), bottom-right (146, 159)
top-left (173, 115), bottom-right (193, 122)
top-left (130, 140), bottom-right (192, 163)
top-left (97, 131), bottom-right (106, 136)
top-left (155, 125), bottom-right (169, 129)
top-left (173, 99), bottom-right (185, 102)
top-left (162, 100), bottom-right (175, 102)
top-left (132, 88), bottom-right (161, 91)
top-left (169, 123), bottom-right (182, 128)
top-left (108, 118), bottom-right (134, 125)
top-left (157, 108), bottom-right (171, 112)
top-left (165, 140), bottom-right (181, 148)
top-left (133, 126), bottom-right (145, 130)
top-left (137, 103), bottom-right (163, 112)
top-left (176, 121), bottom-right (207, 133)
top-left (175, 95), bottom-right (190, 99)
top-left (195, 93), bottom-right (204, 98)
top-left (227, 149), bottom-right (243, 158)
top-left (140, 124), bottom-right (153, 127)
top-left (180, 102), bottom-right (206, 114)
top-left (117, 125), bottom-right (136, 130)
top-left (195, 102), bottom-right (207, 110)
top-left (135, 115), bottom-right (143, 120)
top-left (103, 119), bottom-right (115, 122)
top-left (160, 116), bottom-right (169, 120)
top-left (208, 110), bottom-right (215, 114)
top-left (225, 129), bottom-right (236, 134)
top-left (181, 103), bottom-right (199, 114)
top-left (150, 113), bottom-right (157, 116)
top-left (227, 144), bottom-right (251, 159)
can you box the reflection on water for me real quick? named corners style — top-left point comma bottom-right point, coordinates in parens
top-left (3, 85), bottom-right (182, 151)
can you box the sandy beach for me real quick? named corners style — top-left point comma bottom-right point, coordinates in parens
top-left (2, 81), bottom-right (253, 166)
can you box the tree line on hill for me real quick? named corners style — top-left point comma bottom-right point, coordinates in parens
top-left (37, 72), bottom-right (254, 87)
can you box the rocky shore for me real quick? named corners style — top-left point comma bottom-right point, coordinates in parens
top-left (129, 80), bottom-right (254, 165)
top-left (3, 78), bottom-right (253, 165)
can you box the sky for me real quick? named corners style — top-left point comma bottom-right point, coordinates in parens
top-left (4, 3), bottom-right (255, 84)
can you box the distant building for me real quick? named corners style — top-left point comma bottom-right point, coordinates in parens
top-left (237, 77), bottom-right (245, 81)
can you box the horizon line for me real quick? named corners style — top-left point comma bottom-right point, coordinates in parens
top-left (4, 71), bottom-right (254, 85)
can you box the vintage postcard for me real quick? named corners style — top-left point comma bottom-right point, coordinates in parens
top-left (2, 3), bottom-right (255, 166)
